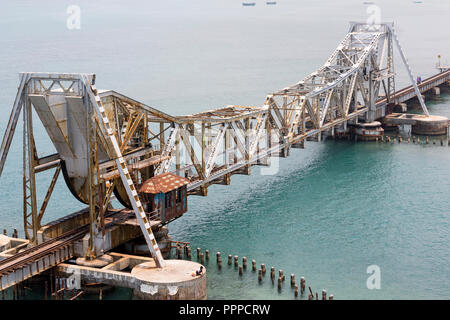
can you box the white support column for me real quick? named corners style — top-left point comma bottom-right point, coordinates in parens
top-left (391, 27), bottom-right (429, 116)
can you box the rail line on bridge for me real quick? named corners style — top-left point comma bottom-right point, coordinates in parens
top-left (0, 23), bottom-right (448, 290)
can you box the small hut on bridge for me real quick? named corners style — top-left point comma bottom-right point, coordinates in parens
top-left (139, 172), bottom-right (190, 223)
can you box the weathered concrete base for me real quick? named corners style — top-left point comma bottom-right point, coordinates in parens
top-left (131, 260), bottom-right (206, 300)
top-left (354, 121), bottom-right (384, 141)
top-left (411, 115), bottom-right (448, 135)
top-left (431, 87), bottom-right (440, 96)
top-left (0, 236), bottom-right (29, 260)
top-left (384, 113), bottom-right (449, 136)
top-left (0, 235), bottom-right (11, 253)
top-left (56, 253), bottom-right (206, 300)
top-left (124, 226), bottom-right (172, 258)
top-left (76, 254), bottom-right (114, 268)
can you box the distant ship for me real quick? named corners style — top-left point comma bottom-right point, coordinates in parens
top-left (242, 2), bottom-right (256, 6)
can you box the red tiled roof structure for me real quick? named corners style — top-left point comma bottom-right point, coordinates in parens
top-left (138, 172), bottom-right (190, 194)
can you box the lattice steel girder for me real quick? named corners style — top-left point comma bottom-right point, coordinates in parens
top-left (0, 22), bottom-right (432, 256)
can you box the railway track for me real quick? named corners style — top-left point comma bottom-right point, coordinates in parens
top-left (377, 69), bottom-right (450, 106)
top-left (0, 225), bottom-right (88, 276)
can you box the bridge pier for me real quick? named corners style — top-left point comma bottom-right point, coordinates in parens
top-left (57, 253), bottom-right (207, 300)
top-left (384, 113), bottom-right (449, 136)
top-left (411, 115), bottom-right (448, 136)
top-left (393, 103), bottom-right (408, 113)
top-left (431, 87), bottom-right (440, 96)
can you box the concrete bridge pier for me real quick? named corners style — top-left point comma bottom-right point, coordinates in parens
top-left (431, 87), bottom-right (440, 96)
top-left (57, 253), bottom-right (206, 300)
top-left (393, 103), bottom-right (407, 113)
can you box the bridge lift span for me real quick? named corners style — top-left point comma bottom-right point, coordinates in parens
top-left (0, 22), bottom-right (431, 269)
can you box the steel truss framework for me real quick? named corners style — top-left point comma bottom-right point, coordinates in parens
top-left (0, 23), bottom-right (429, 267)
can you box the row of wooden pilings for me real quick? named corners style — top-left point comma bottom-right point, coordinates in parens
top-left (2, 228), bottom-right (18, 238)
top-left (171, 244), bottom-right (334, 300)
top-left (42, 270), bottom-right (86, 300)
top-left (376, 135), bottom-right (448, 146)
top-left (1, 280), bottom-right (27, 300)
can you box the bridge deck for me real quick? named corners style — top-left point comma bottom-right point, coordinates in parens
top-left (0, 209), bottom-right (161, 291)
top-left (377, 69), bottom-right (450, 106)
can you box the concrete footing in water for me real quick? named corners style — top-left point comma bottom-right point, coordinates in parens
top-left (57, 252), bottom-right (206, 300)
top-left (131, 260), bottom-right (206, 300)
top-left (411, 115), bottom-right (448, 135)
top-left (383, 113), bottom-right (449, 136)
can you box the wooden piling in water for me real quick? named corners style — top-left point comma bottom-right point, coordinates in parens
top-left (278, 270), bottom-right (284, 281)
top-left (216, 252), bottom-right (221, 263)
top-left (234, 256), bottom-right (238, 267)
top-left (205, 250), bottom-right (210, 260)
top-left (294, 285), bottom-right (299, 297)
top-left (199, 252), bottom-right (205, 264)
top-left (329, 294), bottom-right (334, 300)
top-left (277, 277), bottom-right (282, 290)
top-left (322, 289), bottom-right (327, 300)
top-left (261, 264), bottom-right (266, 275)
top-left (252, 260), bottom-right (256, 271)
top-left (186, 246), bottom-right (191, 259)
top-left (239, 266), bottom-right (243, 276)
top-left (290, 274), bottom-right (295, 286)
top-left (228, 255), bottom-right (232, 265)
top-left (270, 267), bottom-right (275, 280)
top-left (300, 277), bottom-right (306, 294)
top-left (242, 256), bottom-right (247, 269)
top-left (258, 269), bottom-right (262, 283)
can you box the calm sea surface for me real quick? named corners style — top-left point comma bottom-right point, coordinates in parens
top-left (0, 0), bottom-right (449, 299)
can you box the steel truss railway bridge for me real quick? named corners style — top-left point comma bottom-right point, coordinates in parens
top-left (0, 22), bottom-right (448, 290)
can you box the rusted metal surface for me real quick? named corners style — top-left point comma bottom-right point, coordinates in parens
top-left (0, 226), bottom-right (85, 290)
top-left (139, 172), bottom-right (190, 194)
top-left (0, 22), bottom-right (444, 286)
top-left (139, 173), bottom-right (189, 224)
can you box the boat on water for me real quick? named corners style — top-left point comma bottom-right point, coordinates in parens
top-left (242, 2), bottom-right (256, 6)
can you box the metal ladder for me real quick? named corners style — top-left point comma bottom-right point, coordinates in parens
top-left (81, 75), bottom-right (166, 268)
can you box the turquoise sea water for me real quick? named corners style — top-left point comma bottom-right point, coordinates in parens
top-left (0, 0), bottom-right (449, 299)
